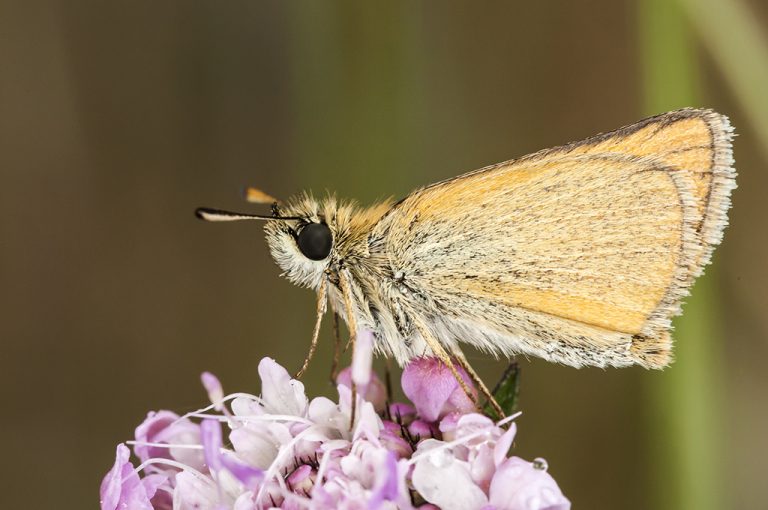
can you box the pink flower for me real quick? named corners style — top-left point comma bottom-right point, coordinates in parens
top-left (101, 330), bottom-right (569, 509)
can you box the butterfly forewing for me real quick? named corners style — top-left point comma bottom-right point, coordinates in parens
top-left (371, 109), bottom-right (735, 369)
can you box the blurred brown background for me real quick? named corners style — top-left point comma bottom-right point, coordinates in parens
top-left (1, 1), bottom-right (767, 508)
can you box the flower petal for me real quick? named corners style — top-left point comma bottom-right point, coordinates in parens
top-left (201, 419), bottom-right (223, 471)
top-left (379, 423), bottom-right (413, 459)
top-left (488, 457), bottom-right (570, 510)
top-left (352, 329), bottom-right (374, 387)
top-left (337, 366), bottom-right (388, 412)
top-left (258, 357), bottom-right (308, 416)
top-left (408, 419), bottom-right (438, 440)
top-left (352, 401), bottom-right (383, 443)
top-left (99, 444), bottom-right (129, 510)
top-left (402, 357), bottom-right (476, 423)
top-left (229, 425), bottom-right (281, 470)
top-left (369, 451), bottom-right (400, 509)
top-left (201, 420), bottom-right (263, 488)
top-left (142, 474), bottom-right (171, 509)
top-left (99, 444), bottom-right (155, 510)
top-left (412, 448), bottom-right (488, 510)
top-left (470, 444), bottom-right (495, 493)
top-left (389, 402), bottom-right (416, 422)
top-left (201, 372), bottom-right (225, 411)
top-left (173, 471), bottom-right (219, 509)
top-left (493, 423), bottom-right (517, 467)
top-left (134, 411), bottom-right (205, 471)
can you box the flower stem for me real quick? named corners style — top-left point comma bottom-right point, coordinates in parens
top-left (639, 1), bottom-right (726, 509)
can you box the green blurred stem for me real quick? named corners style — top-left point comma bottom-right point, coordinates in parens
top-left (639, 1), bottom-right (725, 509)
top-left (680, 0), bottom-right (768, 159)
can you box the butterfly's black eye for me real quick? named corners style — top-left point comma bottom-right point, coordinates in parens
top-left (296, 222), bottom-right (333, 261)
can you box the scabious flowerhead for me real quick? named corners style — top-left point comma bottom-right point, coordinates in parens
top-left (101, 331), bottom-right (570, 509)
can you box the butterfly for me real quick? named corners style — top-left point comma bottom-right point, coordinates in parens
top-left (196, 108), bottom-right (736, 416)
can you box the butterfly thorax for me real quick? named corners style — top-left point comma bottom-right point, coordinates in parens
top-left (262, 193), bottom-right (427, 360)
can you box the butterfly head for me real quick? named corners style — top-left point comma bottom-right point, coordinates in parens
top-left (263, 195), bottom-right (339, 289)
top-left (195, 192), bottom-right (340, 290)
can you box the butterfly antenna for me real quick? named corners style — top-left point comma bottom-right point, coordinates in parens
top-left (195, 207), bottom-right (302, 222)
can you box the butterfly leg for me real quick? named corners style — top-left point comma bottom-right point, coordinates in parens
top-left (329, 311), bottom-right (342, 384)
top-left (295, 279), bottom-right (327, 379)
top-left (451, 347), bottom-right (504, 419)
top-left (339, 270), bottom-right (359, 428)
top-left (383, 357), bottom-right (393, 403)
top-left (412, 319), bottom-right (478, 409)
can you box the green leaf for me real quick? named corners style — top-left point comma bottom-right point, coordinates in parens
top-left (484, 362), bottom-right (520, 420)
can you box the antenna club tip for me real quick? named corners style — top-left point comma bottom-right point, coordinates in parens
top-left (243, 186), bottom-right (280, 205)
top-left (195, 208), bottom-right (210, 220)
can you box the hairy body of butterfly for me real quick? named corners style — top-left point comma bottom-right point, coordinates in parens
top-left (246, 108), bottom-right (735, 373)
